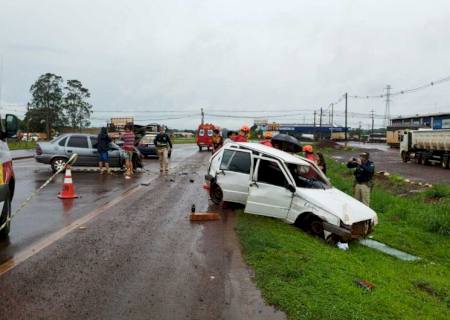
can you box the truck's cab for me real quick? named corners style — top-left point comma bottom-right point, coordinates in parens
top-left (0, 114), bottom-right (20, 239)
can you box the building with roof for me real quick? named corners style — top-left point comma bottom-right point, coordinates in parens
top-left (390, 112), bottom-right (450, 129)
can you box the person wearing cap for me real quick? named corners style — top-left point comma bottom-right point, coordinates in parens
top-left (154, 126), bottom-right (173, 174)
top-left (303, 145), bottom-right (317, 163)
top-left (211, 129), bottom-right (224, 153)
top-left (260, 131), bottom-right (273, 147)
top-left (347, 152), bottom-right (375, 206)
top-left (234, 125), bottom-right (249, 142)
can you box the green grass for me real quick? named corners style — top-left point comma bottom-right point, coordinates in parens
top-left (7, 140), bottom-right (36, 150)
top-left (172, 137), bottom-right (196, 144)
top-left (235, 155), bottom-right (450, 319)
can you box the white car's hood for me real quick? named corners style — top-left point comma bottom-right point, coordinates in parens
top-left (295, 187), bottom-right (377, 225)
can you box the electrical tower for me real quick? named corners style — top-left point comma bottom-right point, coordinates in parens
top-left (383, 85), bottom-right (391, 128)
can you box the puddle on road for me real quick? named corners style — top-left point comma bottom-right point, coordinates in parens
top-left (359, 239), bottom-right (421, 261)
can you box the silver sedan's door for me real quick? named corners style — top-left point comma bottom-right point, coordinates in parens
top-left (65, 135), bottom-right (91, 166)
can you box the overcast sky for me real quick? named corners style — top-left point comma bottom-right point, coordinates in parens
top-left (1, 0), bottom-right (450, 129)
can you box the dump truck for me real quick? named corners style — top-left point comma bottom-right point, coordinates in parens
top-left (400, 129), bottom-right (450, 169)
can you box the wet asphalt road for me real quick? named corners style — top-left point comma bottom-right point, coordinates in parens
top-left (0, 144), bottom-right (285, 320)
top-left (331, 143), bottom-right (450, 184)
top-left (0, 144), bottom-right (198, 264)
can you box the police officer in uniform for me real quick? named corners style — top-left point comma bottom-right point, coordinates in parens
top-left (347, 152), bottom-right (375, 206)
top-left (154, 127), bottom-right (173, 174)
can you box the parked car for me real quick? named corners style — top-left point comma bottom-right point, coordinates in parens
top-left (204, 142), bottom-right (378, 242)
top-left (137, 133), bottom-right (172, 158)
top-left (35, 133), bottom-right (124, 172)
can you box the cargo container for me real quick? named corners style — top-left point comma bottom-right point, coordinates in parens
top-left (400, 129), bottom-right (450, 169)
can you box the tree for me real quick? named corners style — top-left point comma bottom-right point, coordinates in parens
top-left (63, 80), bottom-right (92, 131)
top-left (28, 73), bottom-right (65, 139)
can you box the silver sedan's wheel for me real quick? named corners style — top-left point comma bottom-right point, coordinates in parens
top-left (51, 158), bottom-right (68, 173)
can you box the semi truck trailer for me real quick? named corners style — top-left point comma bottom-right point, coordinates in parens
top-left (400, 129), bottom-right (450, 169)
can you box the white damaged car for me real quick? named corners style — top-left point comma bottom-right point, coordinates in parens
top-left (204, 143), bottom-right (378, 242)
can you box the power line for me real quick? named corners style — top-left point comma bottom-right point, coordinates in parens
top-left (349, 75), bottom-right (450, 99)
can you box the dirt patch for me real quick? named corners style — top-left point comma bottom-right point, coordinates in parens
top-left (413, 281), bottom-right (450, 308)
top-left (316, 140), bottom-right (341, 149)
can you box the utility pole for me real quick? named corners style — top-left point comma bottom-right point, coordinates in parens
top-left (319, 107), bottom-right (323, 140)
top-left (344, 93), bottom-right (348, 143)
top-left (201, 107), bottom-right (204, 125)
top-left (383, 85), bottom-right (391, 128)
top-left (370, 109), bottom-right (375, 135)
top-left (27, 103), bottom-right (31, 145)
top-left (313, 110), bottom-right (317, 140)
top-left (358, 121), bottom-right (362, 141)
top-left (331, 103), bottom-right (334, 126)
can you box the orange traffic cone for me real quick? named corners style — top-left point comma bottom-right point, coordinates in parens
top-left (58, 168), bottom-right (79, 199)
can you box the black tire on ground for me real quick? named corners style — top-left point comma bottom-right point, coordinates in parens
top-left (198, 145), bottom-right (202, 152)
top-left (0, 191), bottom-right (11, 240)
top-left (308, 216), bottom-right (324, 238)
top-left (168, 151), bottom-right (172, 159)
top-left (51, 157), bottom-right (68, 173)
top-left (207, 146), bottom-right (211, 151)
top-left (210, 183), bottom-right (223, 205)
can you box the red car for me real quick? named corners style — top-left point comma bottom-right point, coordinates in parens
top-left (196, 124), bottom-right (216, 151)
top-left (0, 114), bottom-right (19, 239)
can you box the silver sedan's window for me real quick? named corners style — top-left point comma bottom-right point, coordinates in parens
top-left (67, 136), bottom-right (89, 148)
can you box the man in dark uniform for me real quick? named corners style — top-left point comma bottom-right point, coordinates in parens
top-left (347, 152), bottom-right (375, 206)
top-left (154, 127), bottom-right (173, 174)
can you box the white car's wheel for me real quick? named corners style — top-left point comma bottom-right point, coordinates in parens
top-left (210, 183), bottom-right (223, 205)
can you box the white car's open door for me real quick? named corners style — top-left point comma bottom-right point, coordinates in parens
top-left (216, 148), bottom-right (253, 204)
top-left (245, 157), bottom-right (295, 219)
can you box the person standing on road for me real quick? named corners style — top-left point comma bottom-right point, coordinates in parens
top-left (121, 123), bottom-right (135, 179)
top-left (97, 127), bottom-right (112, 174)
top-left (303, 145), bottom-right (317, 163)
top-left (316, 152), bottom-right (327, 175)
top-left (224, 131), bottom-right (237, 144)
top-left (234, 125), bottom-right (249, 142)
top-left (260, 131), bottom-right (273, 147)
top-left (211, 129), bottom-right (223, 154)
top-left (154, 126), bottom-right (173, 174)
top-left (347, 152), bottom-right (375, 206)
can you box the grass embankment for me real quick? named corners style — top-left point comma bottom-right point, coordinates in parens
top-left (8, 140), bottom-right (36, 150)
top-left (235, 155), bottom-right (450, 319)
top-left (172, 137), bottom-right (196, 144)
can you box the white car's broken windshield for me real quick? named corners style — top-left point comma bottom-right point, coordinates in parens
top-left (287, 163), bottom-right (330, 189)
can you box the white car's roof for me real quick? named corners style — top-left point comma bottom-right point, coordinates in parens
top-left (228, 142), bottom-right (310, 166)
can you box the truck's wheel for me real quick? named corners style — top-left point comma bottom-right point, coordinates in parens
top-left (51, 157), bottom-right (68, 173)
top-left (210, 183), bottom-right (223, 205)
top-left (417, 155), bottom-right (423, 165)
top-left (442, 158), bottom-right (449, 169)
top-left (401, 151), bottom-right (409, 163)
top-left (198, 146), bottom-right (202, 152)
top-left (0, 192), bottom-right (11, 240)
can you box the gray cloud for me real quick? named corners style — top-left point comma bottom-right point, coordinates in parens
top-left (1, 0), bottom-right (450, 129)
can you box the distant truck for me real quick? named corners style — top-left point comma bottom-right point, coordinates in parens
top-left (196, 123), bottom-right (217, 151)
top-left (400, 129), bottom-right (450, 169)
